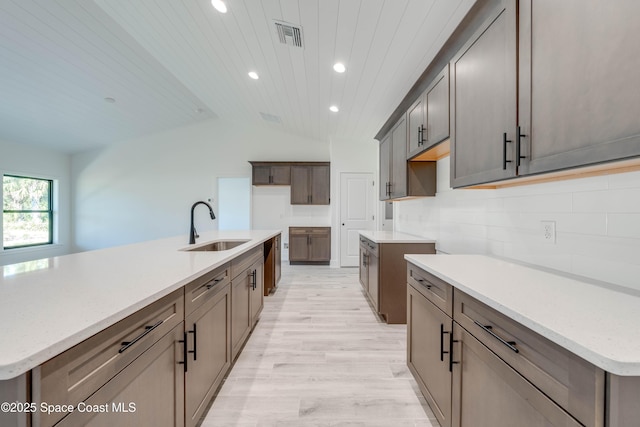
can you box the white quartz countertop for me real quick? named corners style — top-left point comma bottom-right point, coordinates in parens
top-left (0, 230), bottom-right (280, 380)
top-left (359, 230), bottom-right (436, 244)
top-left (404, 254), bottom-right (640, 376)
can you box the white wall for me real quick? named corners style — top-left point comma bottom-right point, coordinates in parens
top-left (72, 118), bottom-right (330, 252)
top-left (395, 157), bottom-right (640, 291)
top-left (0, 139), bottom-right (71, 265)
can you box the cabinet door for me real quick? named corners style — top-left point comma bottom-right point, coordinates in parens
top-left (270, 165), bottom-right (291, 185)
top-left (451, 324), bottom-right (582, 427)
top-left (290, 166), bottom-right (310, 204)
top-left (250, 260), bottom-right (264, 326)
top-left (407, 95), bottom-right (426, 159)
top-left (252, 165), bottom-right (272, 185)
top-left (231, 273), bottom-right (251, 361)
top-left (379, 135), bottom-right (392, 200)
top-left (309, 229), bottom-right (331, 262)
top-left (425, 64), bottom-right (450, 149)
top-left (185, 284), bottom-right (230, 427)
top-left (274, 234), bottom-right (281, 284)
top-left (310, 165), bottom-right (330, 204)
top-left (450, 0), bottom-right (517, 188)
top-left (391, 115), bottom-right (408, 198)
top-left (518, 0), bottom-right (640, 176)
top-left (367, 253), bottom-right (379, 310)
top-left (56, 326), bottom-right (185, 427)
top-left (289, 230), bottom-right (310, 262)
top-left (407, 285), bottom-right (452, 427)
top-left (359, 245), bottom-right (368, 290)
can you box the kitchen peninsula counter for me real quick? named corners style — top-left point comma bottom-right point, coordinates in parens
top-left (0, 230), bottom-right (280, 380)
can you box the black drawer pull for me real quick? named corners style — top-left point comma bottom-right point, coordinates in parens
top-left (440, 323), bottom-right (450, 362)
top-left (178, 331), bottom-right (188, 372)
top-left (503, 132), bottom-right (512, 170)
top-left (474, 320), bottom-right (519, 353)
top-left (188, 323), bottom-right (197, 361)
top-left (119, 320), bottom-right (163, 353)
top-left (416, 278), bottom-right (432, 290)
top-left (206, 277), bottom-right (225, 290)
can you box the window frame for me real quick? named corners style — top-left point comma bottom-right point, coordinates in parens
top-left (2, 174), bottom-right (54, 250)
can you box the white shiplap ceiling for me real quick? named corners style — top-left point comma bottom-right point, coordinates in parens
top-left (0, 0), bottom-right (475, 153)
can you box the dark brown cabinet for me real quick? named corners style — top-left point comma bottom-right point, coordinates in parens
top-left (290, 164), bottom-right (330, 205)
top-left (450, 0), bottom-right (517, 188)
top-left (407, 272), bottom-right (453, 427)
top-left (263, 234), bottom-right (281, 296)
top-left (230, 247), bottom-right (264, 361)
top-left (289, 227), bottom-right (330, 264)
top-left (407, 262), bottom-right (605, 427)
top-left (449, 0), bottom-right (640, 188)
top-left (359, 237), bottom-right (435, 324)
top-left (250, 162), bottom-right (291, 185)
top-left (407, 64), bottom-right (450, 159)
top-left (517, 0), bottom-right (640, 176)
top-left (184, 279), bottom-right (231, 427)
top-left (380, 115), bottom-right (437, 201)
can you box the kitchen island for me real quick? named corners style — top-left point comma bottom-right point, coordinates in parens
top-left (405, 254), bottom-right (640, 427)
top-left (0, 230), bottom-right (280, 427)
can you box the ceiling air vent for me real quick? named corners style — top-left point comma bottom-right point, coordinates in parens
top-left (274, 20), bottom-right (303, 49)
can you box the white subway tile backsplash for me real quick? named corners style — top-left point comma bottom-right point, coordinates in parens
top-left (608, 213), bottom-right (640, 239)
top-left (395, 162), bottom-right (640, 290)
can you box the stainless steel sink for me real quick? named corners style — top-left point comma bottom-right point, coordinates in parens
top-left (183, 240), bottom-right (250, 252)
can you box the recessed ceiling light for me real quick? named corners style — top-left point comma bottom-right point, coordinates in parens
top-left (333, 63), bottom-right (346, 73)
top-left (104, 97), bottom-right (116, 103)
top-left (248, 71), bottom-right (259, 80)
top-left (211, 0), bottom-right (227, 13)
top-left (329, 105), bottom-right (339, 112)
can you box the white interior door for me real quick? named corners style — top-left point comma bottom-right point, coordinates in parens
top-left (340, 172), bottom-right (374, 267)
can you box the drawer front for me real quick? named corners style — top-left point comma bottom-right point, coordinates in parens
top-left (407, 263), bottom-right (453, 316)
top-left (454, 290), bottom-right (604, 427)
top-left (230, 246), bottom-right (263, 280)
top-left (33, 289), bottom-right (184, 427)
top-left (359, 237), bottom-right (378, 256)
top-left (185, 263), bottom-right (230, 315)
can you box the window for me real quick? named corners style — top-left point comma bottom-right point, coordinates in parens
top-left (2, 175), bottom-right (53, 249)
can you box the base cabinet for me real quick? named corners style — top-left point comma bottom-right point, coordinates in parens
top-left (407, 283), bottom-right (452, 427)
top-left (231, 248), bottom-right (264, 361)
top-left (184, 283), bottom-right (231, 427)
top-left (360, 237), bottom-right (435, 324)
top-left (289, 227), bottom-right (331, 265)
top-left (263, 234), bottom-right (281, 296)
top-left (451, 324), bottom-right (581, 427)
top-left (55, 325), bottom-right (185, 427)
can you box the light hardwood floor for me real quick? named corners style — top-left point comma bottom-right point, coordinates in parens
top-left (201, 265), bottom-right (439, 426)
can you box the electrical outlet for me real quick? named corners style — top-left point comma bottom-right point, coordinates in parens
top-left (541, 220), bottom-right (556, 244)
top-left (284, 243), bottom-right (289, 249)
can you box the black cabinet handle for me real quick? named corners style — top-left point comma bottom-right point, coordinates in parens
top-left (252, 269), bottom-right (257, 290)
top-left (417, 278), bottom-right (431, 290)
top-left (188, 323), bottom-right (197, 361)
top-left (440, 323), bottom-right (450, 362)
top-left (502, 132), bottom-right (512, 170)
top-left (119, 320), bottom-right (163, 353)
top-left (206, 277), bottom-right (225, 290)
top-left (474, 320), bottom-right (519, 353)
top-left (449, 330), bottom-right (460, 372)
top-left (517, 126), bottom-right (527, 167)
top-left (178, 331), bottom-right (188, 372)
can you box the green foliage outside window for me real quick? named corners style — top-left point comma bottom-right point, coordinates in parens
top-left (2, 175), bottom-right (53, 248)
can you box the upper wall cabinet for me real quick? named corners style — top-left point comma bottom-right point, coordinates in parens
top-left (250, 162), bottom-right (291, 186)
top-left (290, 163), bottom-right (330, 205)
top-left (450, 0), bottom-right (518, 188)
top-left (517, 0), bottom-right (640, 176)
top-left (450, 0), bottom-right (640, 188)
top-left (380, 115), bottom-right (437, 201)
top-left (407, 65), bottom-right (450, 160)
